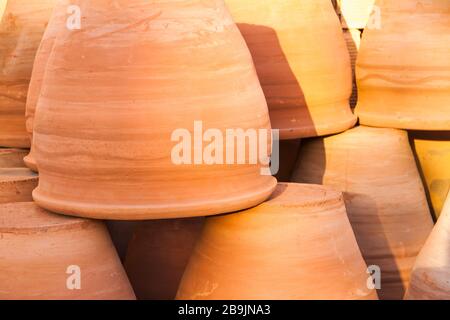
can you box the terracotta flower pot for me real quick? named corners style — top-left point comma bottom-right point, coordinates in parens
top-left (176, 183), bottom-right (378, 300)
top-left (274, 139), bottom-right (301, 182)
top-left (0, 0), bottom-right (56, 148)
top-left (125, 218), bottom-right (204, 300)
top-left (355, 0), bottom-right (450, 130)
top-left (24, 0), bottom-right (67, 172)
top-left (32, 0), bottom-right (276, 220)
top-left (224, 0), bottom-right (356, 139)
top-left (0, 148), bottom-right (27, 167)
top-left (410, 131), bottom-right (450, 220)
top-left (405, 194), bottom-right (450, 300)
top-left (0, 168), bottom-right (38, 203)
top-left (292, 126), bottom-right (434, 300)
top-left (106, 221), bottom-right (139, 262)
top-left (0, 202), bottom-right (136, 300)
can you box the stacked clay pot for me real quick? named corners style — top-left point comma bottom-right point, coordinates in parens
top-left (0, 168), bottom-right (38, 204)
top-left (32, 0), bottom-right (276, 220)
top-left (405, 193), bottom-right (450, 300)
top-left (0, 148), bottom-right (27, 167)
top-left (292, 126), bottom-right (434, 300)
top-left (356, 0), bottom-right (450, 130)
top-left (125, 218), bottom-right (204, 300)
top-left (224, 0), bottom-right (356, 139)
top-left (177, 183), bottom-right (378, 300)
top-left (0, 202), bottom-right (135, 299)
top-left (0, 0), bottom-right (56, 148)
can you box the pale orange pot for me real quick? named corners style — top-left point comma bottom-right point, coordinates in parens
top-left (32, 0), bottom-right (276, 220)
top-left (24, 0), bottom-right (67, 172)
top-left (224, 0), bottom-right (356, 139)
top-left (0, 168), bottom-right (38, 203)
top-left (410, 131), bottom-right (450, 220)
top-left (125, 218), bottom-right (204, 300)
top-left (0, 148), bottom-right (27, 167)
top-left (292, 126), bottom-right (434, 300)
top-left (356, 0), bottom-right (450, 130)
top-left (176, 183), bottom-right (378, 300)
top-left (0, 0), bottom-right (56, 148)
top-left (0, 202), bottom-right (136, 300)
top-left (405, 194), bottom-right (450, 300)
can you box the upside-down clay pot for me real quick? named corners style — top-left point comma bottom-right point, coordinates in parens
top-left (0, 148), bottom-right (27, 167)
top-left (106, 221), bottom-right (139, 262)
top-left (291, 126), bottom-right (434, 300)
top-left (0, 168), bottom-right (38, 203)
top-left (176, 183), bottom-right (378, 300)
top-left (125, 218), bottom-right (204, 300)
top-left (32, 0), bottom-right (276, 220)
top-left (355, 0), bottom-right (450, 130)
top-left (405, 194), bottom-right (450, 300)
top-left (24, 0), bottom-right (67, 172)
top-left (224, 0), bottom-right (356, 139)
top-left (0, 0), bottom-right (56, 148)
top-left (274, 139), bottom-right (301, 182)
top-left (410, 131), bottom-right (450, 220)
top-left (0, 202), bottom-right (136, 300)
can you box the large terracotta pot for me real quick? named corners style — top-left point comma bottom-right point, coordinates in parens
top-left (405, 194), bottom-right (450, 300)
top-left (106, 220), bottom-right (139, 262)
top-left (0, 168), bottom-right (38, 203)
top-left (0, 202), bottom-right (136, 300)
top-left (355, 0), bottom-right (450, 130)
top-left (292, 126), bottom-right (434, 300)
top-left (125, 218), bottom-right (204, 300)
top-left (176, 183), bottom-right (378, 300)
top-left (24, 0), bottom-right (67, 172)
top-left (410, 131), bottom-right (450, 220)
top-left (0, 0), bottom-right (56, 148)
top-left (32, 0), bottom-right (276, 220)
top-left (224, 0), bottom-right (356, 139)
top-left (0, 148), bottom-right (27, 167)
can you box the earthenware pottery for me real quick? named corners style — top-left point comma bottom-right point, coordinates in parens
top-left (0, 202), bottom-right (136, 299)
top-left (292, 126), bottom-right (434, 300)
top-left (356, 0), bottom-right (450, 130)
top-left (125, 218), bottom-right (204, 300)
top-left (24, 0), bottom-right (67, 172)
top-left (106, 221), bottom-right (139, 262)
top-left (176, 183), bottom-right (378, 300)
top-left (0, 168), bottom-right (38, 203)
top-left (0, 0), bottom-right (56, 148)
top-left (405, 194), bottom-right (450, 300)
top-left (0, 148), bottom-right (27, 167)
top-left (410, 131), bottom-right (450, 220)
top-left (224, 0), bottom-right (356, 139)
top-left (274, 139), bottom-right (301, 182)
top-left (32, 0), bottom-right (276, 220)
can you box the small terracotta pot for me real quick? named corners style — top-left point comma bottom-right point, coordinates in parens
top-left (356, 0), bottom-right (450, 130)
top-left (0, 202), bottom-right (135, 300)
top-left (176, 183), bottom-right (378, 300)
top-left (405, 194), bottom-right (450, 300)
top-left (274, 139), bottom-right (301, 182)
top-left (224, 0), bottom-right (356, 139)
top-left (0, 0), bottom-right (56, 148)
top-left (0, 168), bottom-right (38, 204)
top-left (106, 221), bottom-right (139, 262)
top-left (32, 0), bottom-right (276, 220)
top-left (292, 126), bottom-right (434, 300)
top-left (0, 148), bottom-right (27, 167)
top-left (125, 218), bottom-right (204, 300)
top-left (410, 131), bottom-right (450, 220)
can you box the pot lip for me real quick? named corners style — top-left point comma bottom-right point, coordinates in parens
top-left (0, 202), bottom-right (92, 234)
top-left (0, 168), bottom-right (38, 183)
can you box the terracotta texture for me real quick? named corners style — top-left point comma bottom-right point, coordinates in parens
top-left (410, 131), bottom-right (450, 220)
top-left (0, 168), bottom-right (38, 203)
top-left (225, 0), bottom-right (356, 139)
top-left (176, 183), bottom-right (378, 300)
top-left (0, 0), bottom-right (56, 148)
top-left (0, 148), bottom-right (27, 167)
top-left (292, 126), bottom-right (434, 300)
top-left (356, 0), bottom-right (450, 130)
top-left (106, 220), bottom-right (138, 262)
top-left (125, 218), bottom-right (204, 300)
top-left (274, 139), bottom-right (301, 182)
top-left (24, 0), bottom-right (67, 172)
top-left (32, 0), bottom-right (276, 220)
top-left (0, 202), bottom-right (136, 300)
top-left (405, 194), bottom-right (450, 300)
